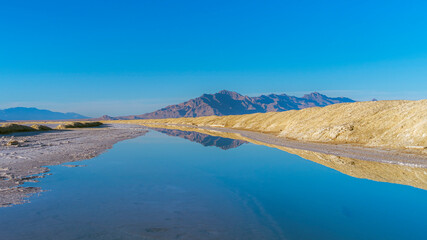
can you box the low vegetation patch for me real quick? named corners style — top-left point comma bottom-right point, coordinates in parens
top-left (0, 123), bottom-right (51, 134)
top-left (0, 124), bottom-right (37, 134)
top-left (55, 122), bottom-right (103, 129)
top-left (1, 121), bottom-right (103, 134)
top-left (31, 124), bottom-right (53, 131)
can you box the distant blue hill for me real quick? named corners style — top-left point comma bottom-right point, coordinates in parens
top-left (0, 107), bottom-right (88, 121)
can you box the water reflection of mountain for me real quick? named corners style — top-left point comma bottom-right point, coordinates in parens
top-left (153, 128), bottom-right (248, 150)
top-left (150, 125), bottom-right (427, 190)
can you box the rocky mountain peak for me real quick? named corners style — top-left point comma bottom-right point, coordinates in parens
top-left (216, 90), bottom-right (245, 100)
top-left (302, 92), bottom-right (326, 99)
top-left (115, 90), bottom-right (356, 120)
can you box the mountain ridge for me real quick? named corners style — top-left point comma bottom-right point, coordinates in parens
top-left (115, 90), bottom-right (355, 120)
top-left (0, 107), bottom-right (88, 121)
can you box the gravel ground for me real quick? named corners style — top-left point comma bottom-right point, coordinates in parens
top-left (0, 124), bottom-right (147, 207)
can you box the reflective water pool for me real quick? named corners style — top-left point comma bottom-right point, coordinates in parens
top-left (1, 130), bottom-right (426, 240)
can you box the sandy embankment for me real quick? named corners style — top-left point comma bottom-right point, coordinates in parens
top-left (111, 99), bottom-right (427, 155)
top-left (0, 124), bottom-right (147, 207)
top-left (105, 100), bottom-right (427, 189)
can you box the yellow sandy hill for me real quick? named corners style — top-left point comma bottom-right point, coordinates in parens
top-left (117, 100), bottom-right (427, 151)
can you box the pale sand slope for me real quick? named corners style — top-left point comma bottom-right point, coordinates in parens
top-left (143, 125), bottom-right (427, 191)
top-left (112, 100), bottom-right (427, 153)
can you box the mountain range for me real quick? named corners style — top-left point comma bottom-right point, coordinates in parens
top-left (113, 90), bottom-right (355, 120)
top-left (2, 90), bottom-right (355, 121)
top-left (0, 107), bottom-right (88, 121)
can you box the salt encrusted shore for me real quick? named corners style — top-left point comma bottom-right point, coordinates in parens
top-left (0, 124), bottom-right (147, 207)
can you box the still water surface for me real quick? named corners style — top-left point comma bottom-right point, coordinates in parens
top-left (1, 130), bottom-right (426, 240)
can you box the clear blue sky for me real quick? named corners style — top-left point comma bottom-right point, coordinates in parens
top-left (1, 0), bottom-right (426, 117)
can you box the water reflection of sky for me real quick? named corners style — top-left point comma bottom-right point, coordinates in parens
top-left (0, 130), bottom-right (426, 240)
